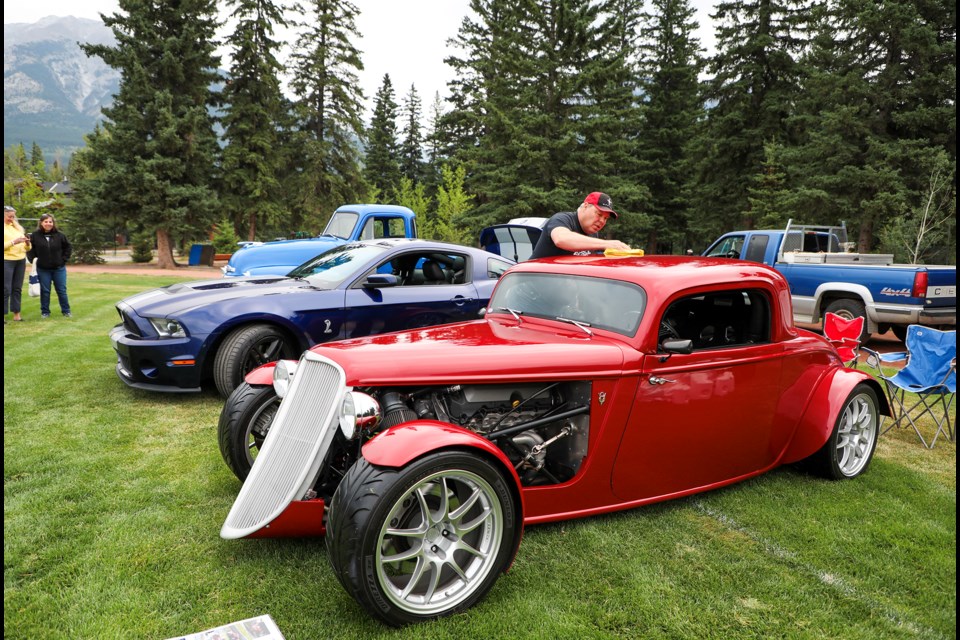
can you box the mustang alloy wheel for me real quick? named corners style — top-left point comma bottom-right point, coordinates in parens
top-left (217, 382), bottom-right (280, 481)
top-left (327, 452), bottom-right (519, 626)
top-left (213, 324), bottom-right (297, 398)
top-left (807, 383), bottom-right (880, 480)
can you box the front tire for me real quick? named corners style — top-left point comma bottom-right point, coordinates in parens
top-left (217, 382), bottom-right (280, 481)
top-left (213, 324), bottom-right (297, 398)
top-left (327, 452), bottom-right (519, 626)
top-left (805, 383), bottom-right (880, 480)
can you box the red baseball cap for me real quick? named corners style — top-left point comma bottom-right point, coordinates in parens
top-left (584, 192), bottom-right (618, 218)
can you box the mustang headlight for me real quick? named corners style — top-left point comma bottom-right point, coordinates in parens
top-left (339, 391), bottom-right (381, 440)
top-left (272, 359), bottom-right (299, 398)
top-left (148, 317), bottom-right (186, 338)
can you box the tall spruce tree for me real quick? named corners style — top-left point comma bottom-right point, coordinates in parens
top-left (221, 0), bottom-right (289, 242)
top-left (784, 0), bottom-right (955, 256)
top-left (634, 0), bottom-right (703, 253)
top-left (288, 0), bottom-right (367, 230)
top-left (364, 74), bottom-right (402, 199)
top-left (692, 0), bottom-right (813, 245)
top-left (399, 84), bottom-right (426, 187)
top-left (80, 0), bottom-right (222, 269)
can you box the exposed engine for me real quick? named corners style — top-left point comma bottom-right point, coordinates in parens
top-left (366, 381), bottom-right (592, 486)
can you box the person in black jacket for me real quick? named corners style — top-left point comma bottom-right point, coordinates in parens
top-left (27, 213), bottom-right (72, 318)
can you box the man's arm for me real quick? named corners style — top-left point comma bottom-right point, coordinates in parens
top-left (550, 227), bottom-right (631, 252)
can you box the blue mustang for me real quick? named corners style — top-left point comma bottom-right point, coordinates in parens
top-left (110, 239), bottom-right (515, 397)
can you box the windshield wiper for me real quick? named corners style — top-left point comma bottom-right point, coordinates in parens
top-left (491, 307), bottom-right (524, 323)
top-left (556, 317), bottom-right (593, 336)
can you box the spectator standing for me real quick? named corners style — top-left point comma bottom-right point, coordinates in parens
top-left (530, 192), bottom-right (632, 259)
top-left (27, 213), bottom-right (73, 318)
top-left (4, 205), bottom-right (31, 323)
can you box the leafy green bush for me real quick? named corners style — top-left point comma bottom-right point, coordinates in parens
top-left (211, 217), bottom-right (241, 254)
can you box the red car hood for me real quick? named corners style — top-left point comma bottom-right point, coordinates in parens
top-left (310, 317), bottom-right (628, 386)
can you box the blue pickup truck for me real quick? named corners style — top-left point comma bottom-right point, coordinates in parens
top-left (704, 221), bottom-right (956, 342)
top-left (222, 204), bottom-right (418, 277)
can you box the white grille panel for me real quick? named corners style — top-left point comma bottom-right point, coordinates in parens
top-left (221, 353), bottom-right (346, 539)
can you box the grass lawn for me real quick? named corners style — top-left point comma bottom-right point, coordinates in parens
top-left (4, 272), bottom-right (956, 639)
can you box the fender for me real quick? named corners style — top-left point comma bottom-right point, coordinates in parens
top-left (243, 361), bottom-right (281, 386)
top-left (781, 368), bottom-right (890, 464)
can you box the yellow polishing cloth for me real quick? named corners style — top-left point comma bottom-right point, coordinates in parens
top-left (603, 248), bottom-right (645, 257)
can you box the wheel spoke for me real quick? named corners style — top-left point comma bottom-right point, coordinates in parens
top-left (382, 540), bottom-right (425, 564)
top-left (448, 486), bottom-right (482, 521)
top-left (399, 557), bottom-right (428, 599)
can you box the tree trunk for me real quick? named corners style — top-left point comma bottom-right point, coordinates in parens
top-left (248, 212), bottom-right (257, 241)
top-left (646, 230), bottom-right (658, 256)
top-left (857, 219), bottom-right (874, 253)
top-left (155, 229), bottom-right (179, 269)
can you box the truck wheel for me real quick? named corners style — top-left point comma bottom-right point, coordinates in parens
top-left (327, 452), bottom-right (519, 626)
top-left (213, 324), bottom-right (297, 398)
top-left (217, 382), bottom-right (279, 481)
top-left (824, 299), bottom-right (869, 344)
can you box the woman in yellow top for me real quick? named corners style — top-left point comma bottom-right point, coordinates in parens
top-left (4, 205), bottom-right (31, 322)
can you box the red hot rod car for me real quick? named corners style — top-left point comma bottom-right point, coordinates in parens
top-left (220, 255), bottom-right (888, 626)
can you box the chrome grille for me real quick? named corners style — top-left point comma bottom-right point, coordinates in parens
top-left (221, 352), bottom-right (346, 539)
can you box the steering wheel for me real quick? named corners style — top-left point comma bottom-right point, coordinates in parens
top-left (659, 319), bottom-right (681, 345)
top-left (724, 250), bottom-right (739, 259)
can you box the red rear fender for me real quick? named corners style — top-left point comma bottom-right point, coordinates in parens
top-left (782, 369), bottom-right (889, 464)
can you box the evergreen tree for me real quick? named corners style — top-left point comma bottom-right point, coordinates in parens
top-left (634, 0), bottom-right (704, 254)
top-left (288, 0), bottom-right (368, 231)
top-left (221, 0), bottom-right (289, 241)
top-left (80, 0), bottom-right (222, 269)
top-left (399, 84), bottom-right (426, 185)
top-left (424, 92), bottom-right (448, 191)
top-left (692, 0), bottom-right (813, 244)
top-left (746, 141), bottom-right (791, 229)
top-left (365, 74), bottom-right (402, 199)
top-left (432, 163), bottom-right (474, 245)
top-left (784, 0), bottom-right (956, 253)
top-left (30, 142), bottom-right (47, 179)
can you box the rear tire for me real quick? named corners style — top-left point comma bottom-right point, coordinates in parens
top-left (217, 383), bottom-right (279, 481)
top-left (213, 324), bottom-right (296, 398)
top-left (824, 299), bottom-right (869, 344)
top-left (327, 452), bottom-right (519, 626)
top-left (804, 383), bottom-right (880, 480)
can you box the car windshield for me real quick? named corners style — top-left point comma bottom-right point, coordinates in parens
top-left (488, 272), bottom-right (646, 336)
top-left (322, 211), bottom-right (359, 239)
top-left (286, 243), bottom-right (387, 287)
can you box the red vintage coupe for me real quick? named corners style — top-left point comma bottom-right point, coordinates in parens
top-left (220, 255), bottom-right (888, 626)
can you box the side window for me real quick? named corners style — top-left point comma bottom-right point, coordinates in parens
top-left (384, 252), bottom-right (469, 286)
top-left (705, 235), bottom-right (745, 258)
top-left (387, 218), bottom-right (406, 238)
top-left (660, 289), bottom-right (770, 351)
top-left (487, 257), bottom-right (513, 279)
top-left (743, 235), bottom-right (769, 262)
top-left (360, 218), bottom-right (378, 240)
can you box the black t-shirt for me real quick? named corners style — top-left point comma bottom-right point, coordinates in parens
top-left (530, 211), bottom-right (598, 259)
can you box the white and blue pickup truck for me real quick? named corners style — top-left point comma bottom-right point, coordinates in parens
top-left (703, 221), bottom-right (956, 342)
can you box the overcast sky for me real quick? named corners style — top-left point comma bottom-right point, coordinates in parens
top-left (5, 0), bottom-right (717, 120)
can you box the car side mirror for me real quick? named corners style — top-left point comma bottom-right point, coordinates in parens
top-left (363, 274), bottom-right (399, 289)
top-left (661, 338), bottom-right (693, 354)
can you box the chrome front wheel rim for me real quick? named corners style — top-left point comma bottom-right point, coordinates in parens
top-left (836, 392), bottom-right (878, 476)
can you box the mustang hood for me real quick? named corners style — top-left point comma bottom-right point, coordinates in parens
top-left (227, 237), bottom-right (345, 275)
top-left (312, 318), bottom-right (628, 385)
top-left (119, 276), bottom-right (316, 316)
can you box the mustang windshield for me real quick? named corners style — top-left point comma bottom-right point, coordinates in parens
top-left (489, 272), bottom-right (646, 336)
top-left (286, 243), bottom-right (387, 287)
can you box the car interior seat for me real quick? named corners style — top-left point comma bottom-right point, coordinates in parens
top-left (422, 260), bottom-right (446, 284)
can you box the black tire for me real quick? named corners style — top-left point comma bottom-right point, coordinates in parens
top-left (891, 325), bottom-right (908, 344)
top-left (327, 452), bottom-right (519, 626)
top-left (804, 383), bottom-right (880, 480)
top-left (217, 382), bottom-right (280, 481)
top-left (824, 299), bottom-right (869, 344)
top-left (213, 324), bottom-right (297, 398)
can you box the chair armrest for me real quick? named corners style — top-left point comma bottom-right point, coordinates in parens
top-left (861, 347), bottom-right (887, 374)
top-left (878, 351), bottom-right (908, 363)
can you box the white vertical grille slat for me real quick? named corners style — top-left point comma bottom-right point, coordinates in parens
top-left (221, 353), bottom-right (346, 539)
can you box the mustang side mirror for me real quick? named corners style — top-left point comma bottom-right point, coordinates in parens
top-left (363, 274), bottom-right (399, 289)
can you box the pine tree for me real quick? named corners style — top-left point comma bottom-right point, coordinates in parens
top-left (692, 0), bottom-right (813, 244)
top-left (364, 74), bottom-right (402, 199)
top-left (634, 0), bottom-right (704, 253)
top-left (221, 0), bottom-right (289, 241)
top-left (398, 84), bottom-right (426, 186)
top-left (80, 0), bottom-right (222, 269)
top-left (30, 142), bottom-right (47, 179)
top-left (288, 0), bottom-right (368, 231)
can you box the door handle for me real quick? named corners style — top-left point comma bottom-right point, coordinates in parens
top-left (451, 296), bottom-right (474, 306)
top-left (648, 375), bottom-right (676, 385)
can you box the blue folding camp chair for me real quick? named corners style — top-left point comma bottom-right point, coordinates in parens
top-left (863, 325), bottom-right (956, 448)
